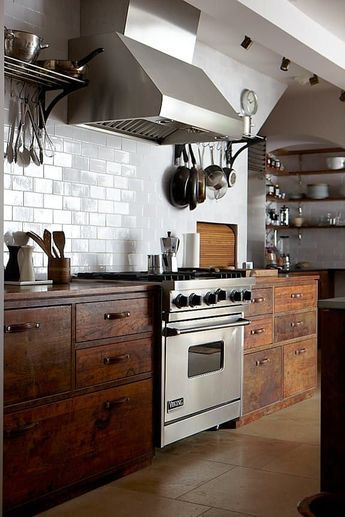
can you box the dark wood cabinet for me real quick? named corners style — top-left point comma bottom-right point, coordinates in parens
top-left (243, 347), bottom-right (282, 413)
top-left (3, 283), bottom-right (159, 515)
top-left (239, 276), bottom-right (318, 426)
top-left (4, 306), bottom-right (72, 405)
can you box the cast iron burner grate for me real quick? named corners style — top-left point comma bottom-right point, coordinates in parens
top-left (76, 268), bottom-right (245, 282)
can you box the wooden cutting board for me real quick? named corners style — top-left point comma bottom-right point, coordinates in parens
top-left (197, 222), bottom-right (237, 268)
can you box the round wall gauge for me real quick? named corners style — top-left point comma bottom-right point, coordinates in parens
top-left (240, 89), bottom-right (258, 116)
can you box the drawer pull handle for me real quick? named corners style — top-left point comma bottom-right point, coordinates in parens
top-left (103, 354), bottom-right (130, 365)
top-left (295, 348), bottom-right (306, 355)
top-left (5, 422), bottom-right (38, 438)
top-left (104, 397), bottom-right (130, 410)
top-left (4, 322), bottom-right (40, 333)
top-left (291, 293), bottom-right (303, 299)
top-left (291, 321), bottom-right (304, 328)
top-left (104, 311), bottom-right (131, 320)
top-left (256, 358), bottom-right (270, 366)
top-left (251, 328), bottom-right (265, 335)
top-left (252, 297), bottom-right (265, 304)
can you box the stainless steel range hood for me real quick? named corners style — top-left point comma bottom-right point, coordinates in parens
top-left (68, 0), bottom-right (243, 145)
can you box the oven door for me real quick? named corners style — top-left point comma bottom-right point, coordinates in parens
top-left (163, 313), bottom-right (249, 424)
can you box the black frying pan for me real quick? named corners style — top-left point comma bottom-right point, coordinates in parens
top-left (169, 144), bottom-right (189, 208)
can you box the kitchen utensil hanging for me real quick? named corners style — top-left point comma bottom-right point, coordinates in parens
top-left (186, 145), bottom-right (198, 210)
top-left (205, 144), bottom-right (228, 200)
top-left (37, 48), bottom-right (104, 80)
top-left (223, 141), bottom-right (237, 188)
top-left (169, 144), bottom-right (189, 208)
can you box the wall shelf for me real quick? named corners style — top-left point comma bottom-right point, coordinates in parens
top-left (266, 195), bottom-right (345, 203)
top-left (266, 225), bottom-right (345, 230)
top-left (4, 56), bottom-right (88, 121)
top-left (266, 168), bottom-right (345, 177)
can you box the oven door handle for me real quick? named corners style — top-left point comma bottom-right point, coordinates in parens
top-left (164, 318), bottom-right (251, 337)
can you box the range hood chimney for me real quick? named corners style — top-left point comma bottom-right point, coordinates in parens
top-left (68, 0), bottom-right (244, 144)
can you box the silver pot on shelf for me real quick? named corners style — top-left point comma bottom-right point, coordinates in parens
top-left (4, 27), bottom-right (49, 63)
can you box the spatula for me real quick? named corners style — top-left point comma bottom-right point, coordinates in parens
top-left (53, 231), bottom-right (65, 258)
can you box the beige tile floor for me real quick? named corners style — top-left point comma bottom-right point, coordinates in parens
top-left (39, 393), bottom-right (320, 517)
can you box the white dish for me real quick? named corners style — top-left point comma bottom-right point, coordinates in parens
top-left (306, 183), bottom-right (329, 199)
top-left (326, 157), bottom-right (345, 170)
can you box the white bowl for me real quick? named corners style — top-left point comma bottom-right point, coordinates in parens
top-left (306, 183), bottom-right (329, 199)
top-left (326, 157), bottom-right (345, 170)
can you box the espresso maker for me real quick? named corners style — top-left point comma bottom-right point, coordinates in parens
top-left (160, 231), bottom-right (180, 272)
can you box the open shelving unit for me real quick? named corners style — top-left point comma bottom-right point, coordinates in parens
top-left (266, 195), bottom-right (345, 203)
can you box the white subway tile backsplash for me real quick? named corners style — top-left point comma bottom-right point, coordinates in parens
top-left (90, 213), bottom-right (106, 226)
top-left (63, 167), bottom-right (81, 183)
top-left (5, 190), bottom-right (24, 206)
top-left (63, 196), bottom-right (81, 211)
top-left (114, 177), bottom-right (129, 189)
top-left (121, 164), bottom-right (137, 177)
top-left (54, 152), bottom-right (72, 168)
top-left (90, 186), bottom-right (106, 200)
top-left (81, 142), bottom-right (99, 158)
top-left (89, 239), bottom-right (106, 253)
top-left (106, 135), bottom-right (122, 149)
top-left (98, 200), bottom-right (114, 213)
top-left (44, 194), bottom-right (63, 209)
top-left (72, 212), bottom-right (89, 225)
top-left (4, 206), bottom-right (12, 221)
top-left (80, 198), bottom-right (98, 213)
top-left (22, 162), bottom-right (44, 178)
top-left (44, 165), bottom-right (62, 181)
top-left (4, 174), bottom-right (12, 189)
top-left (53, 181), bottom-right (64, 195)
top-left (71, 239), bottom-right (89, 253)
top-left (24, 192), bottom-right (44, 207)
top-left (106, 214), bottom-right (122, 227)
top-left (80, 171), bottom-right (98, 186)
top-left (97, 174), bottom-right (113, 188)
top-left (33, 208), bottom-right (53, 224)
top-left (53, 209), bottom-right (72, 224)
top-left (121, 190), bottom-right (136, 203)
top-left (114, 150), bottom-right (130, 164)
top-left (122, 138), bottom-right (137, 153)
top-left (12, 176), bottom-right (33, 191)
top-left (72, 155), bottom-right (89, 170)
top-left (89, 159), bottom-right (107, 173)
top-left (106, 162), bottom-right (121, 175)
top-left (80, 226), bottom-right (97, 239)
top-left (106, 188), bottom-right (121, 201)
top-left (98, 146), bottom-right (115, 162)
top-left (71, 183), bottom-right (90, 197)
top-left (34, 178), bottom-right (53, 194)
top-left (114, 202), bottom-right (129, 215)
top-left (63, 140), bottom-right (82, 155)
top-left (62, 225), bottom-right (81, 239)
top-left (13, 206), bottom-right (34, 222)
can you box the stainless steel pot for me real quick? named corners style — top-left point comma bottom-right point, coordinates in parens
top-left (4, 27), bottom-right (49, 63)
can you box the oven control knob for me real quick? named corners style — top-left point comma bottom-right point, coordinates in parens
top-left (204, 291), bottom-right (217, 305)
top-left (230, 290), bottom-right (242, 302)
top-left (173, 294), bottom-right (188, 309)
top-left (243, 290), bottom-right (252, 302)
top-left (215, 289), bottom-right (227, 301)
top-left (189, 293), bottom-right (202, 307)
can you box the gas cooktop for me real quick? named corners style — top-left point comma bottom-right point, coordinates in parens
top-left (76, 268), bottom-right (246, 282)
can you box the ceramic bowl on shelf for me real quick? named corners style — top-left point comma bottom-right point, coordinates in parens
top-left (306, 183), bottom-right (329, 199)
top-left (326, 157), bottom-right (345, 170)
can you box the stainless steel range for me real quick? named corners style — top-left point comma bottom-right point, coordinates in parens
top-left (77, 269), bottom-right (255, 447)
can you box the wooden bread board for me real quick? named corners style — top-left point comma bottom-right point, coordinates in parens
top-left (245, 269), bottom-right (279, 277)
top-left (197, 222), bottom-right (236, 268)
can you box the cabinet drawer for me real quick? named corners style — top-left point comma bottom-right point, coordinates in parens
top-left (275, 310), bottom-right (316, 343)
top-left (274, 284), bottom-right (317, 313)
top-left (76, 338), bottom-right (152, 388)
top-left (246, 288), bottom-right (273, 317)
top-left (283, 338), bottom-right (317, 398)
top-left (244, 316), bottom-right (273, 350)
top-left (76, 297), bottom-right (153, 342)
top-left (243, 347), bottom-right (282, 414)
top-left (4, 306), bottom-right (72, 406)
top-left (3, 379), bottom-right (152, 512)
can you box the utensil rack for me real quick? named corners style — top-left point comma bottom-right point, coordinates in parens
top-left (4, 56), bottom-right (88, 123)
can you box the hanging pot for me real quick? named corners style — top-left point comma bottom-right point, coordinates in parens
top-left (169, 145), bottom-right (189, 208)
top-left (223, 141), bottom-right (237, 188)
top-left (4, 27), bottom-right (49, 63)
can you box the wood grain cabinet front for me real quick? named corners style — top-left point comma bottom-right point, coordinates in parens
top-left (4, 306), bottom-right (72, 406)
top-left (244, 316), bottom-right (273, 350)
top-left (3, 379), bottom-right (153, 513)
top-left (243, 347), bottom-right (282, 414)
top-left (274, 310), bottom-right (316, 343)
top-left (76, 337), bottom-right (152, 388)
top-left (274, 284), bottom-right (317, 313)
top-left (283, 338), bottom-right (317, 398)
top-left (75, 297), bottom-right (153, 342)
top-left (246, 288), bottom-right (273, 317)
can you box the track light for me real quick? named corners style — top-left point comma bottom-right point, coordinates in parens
top-left (339, 91), bottom-right (345, 102)
top-left (241, 35), bottom-right (253, 50)
top-left (309, 74), bottom-right (319, 86)
top-left (280, 57), bottom-right (290, 72)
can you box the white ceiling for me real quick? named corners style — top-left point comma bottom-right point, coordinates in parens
top-left (187, 0), bottom-right (344, 94)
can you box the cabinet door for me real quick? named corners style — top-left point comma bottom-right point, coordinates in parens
top-left (4, 306), bottom-right (72, 406)
top-left (244, 316), bottom-right (273, 350)
top-left (246, 288), bottom-right (273, 317)
top-left (3, 379), bottom-right (152, 512)
top-left (243, 347), bottom-right (282, 414)
top-left (275, 284), bottom-right (317, 313)
top-left (275, 310), bottom-right (316, 343)
top-left (76, 337), bottom-right (152, 388)
top-left (76, 297), bottom-right (153, 342)
top-left (283, 338), bottom-right (317, 398)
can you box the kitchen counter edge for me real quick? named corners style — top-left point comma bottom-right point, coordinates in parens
top-left (318, 297), bottom-right (345, 309)
top-left (4, 279), bottom-right (160, 302)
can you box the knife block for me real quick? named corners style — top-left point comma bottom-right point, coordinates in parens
top-left (48, 257), bottom-right (71, 284)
